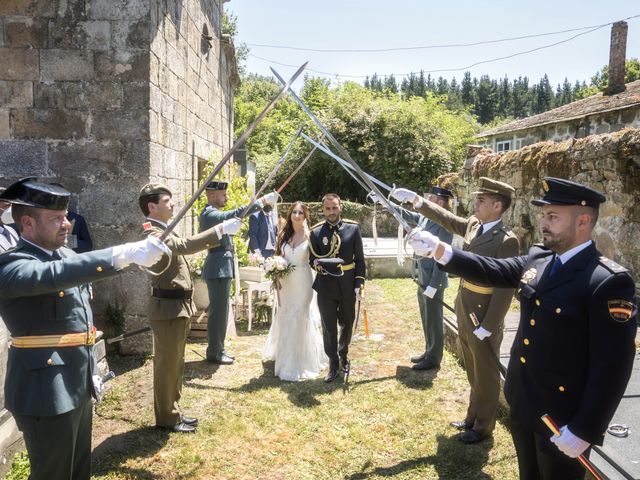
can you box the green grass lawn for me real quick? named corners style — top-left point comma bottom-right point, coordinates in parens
top-left (7, 278), bottom-right (519, 479)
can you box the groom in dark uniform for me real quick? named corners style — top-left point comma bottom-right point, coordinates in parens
top-left (309, 193), bottom-right (366, 382)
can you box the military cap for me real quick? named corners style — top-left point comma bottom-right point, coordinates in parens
top-left (0, 177), bottom-right (69, 210)
top-left (531, 177), bottom-right (605, 209)
top-left (431, 186), bottom-right (454, 198)
top-left (472, 177), bottom-right (515, 198)
top-left (205, 181), bottom-right (228, 190)
top-left (139, 183), bottom-right (172, 198)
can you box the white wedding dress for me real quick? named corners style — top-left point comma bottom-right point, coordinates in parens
top-left (262, 240), bottom-right (328, 381)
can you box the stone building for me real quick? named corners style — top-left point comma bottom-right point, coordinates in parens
top-left (0, 0), bottom-right (239, 468)
top-left (478, 21), bottom-right (639, 152)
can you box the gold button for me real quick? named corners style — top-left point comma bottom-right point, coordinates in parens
top-left (58, 291), bottom-right (65, 298)
top-left (558, 386), bottom-right (565, 392)
top-left (523, 338), bottom-right (530, 345)
top-left (555, 308), bottom-right (561, 314)
top-left (47, 358), bottom-right (53, 365)
top-left (530, 319), bottom-right (536, 326)
top-left (96, 266), bottom-right (103, 272)
top-left (535, 299), bottom-right (541, 306)
top-left (520, 356), bottom-right (526, 364)
top-left (206, 243), bottom-right (210, 247)
top-left (477, 304), bottom-right (482, 308)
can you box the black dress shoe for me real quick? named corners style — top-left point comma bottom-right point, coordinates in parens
top-left (458, 430), bottom-right (487, 444)
top-left (181, 416), bottom-right (198, 427)
top-left (324, 369), bottom-right (339, 383)
top-left (412, 359), bottom-right (439, 370)
top-left (208, 353), bottom-right (234, 365)
top-left (410, 353), bottom-right (426, 363)
top-left (163, 422), bottom-right (196, 433)
top-left (450, 420), bottom-right (473, 430)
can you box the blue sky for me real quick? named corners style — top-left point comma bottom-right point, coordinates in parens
top-left (226, 1), bottom-right (640, 88)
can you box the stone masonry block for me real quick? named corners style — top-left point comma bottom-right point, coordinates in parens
top-left (94, 50), bottom-right (150, 81)
top-left (0, 0), bottom-right (56, 17)
top-left (49, 20), bottom-right (111, 51)
top-left (33, 82), bottom-right (65, 108)
top-left (48, 141), bottom-right (120, 177)
top-left (0, 81), bottom-right (33, 108)
top-left (112, 19), bottom-right (150, 50)
top-left (40, 49), bottom-right (94, 81)
top-left (12, 109), bottom-right (88, 139)
top-left (122, 82), bottom-right (148, 110)
top-left (0, 110), bottom-right (9, 139)
top-left (120, 140), bottom-right (150, 177)
top-left (91, 110), bottom-right (149, 141)
top-left (0, 48), bottom-right (39, 80)
top-left (5, 17), bottom-right (47, 48)
top-left (65, 81), bottom-right (122, 110)
top-left (0, 140), bottom-right (48, 175)
top-left (87, 0), bottom-right (149, 21)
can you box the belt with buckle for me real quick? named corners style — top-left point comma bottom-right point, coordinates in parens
top-left (461, 279), bottom-right (494, 295)
top-left (12, 327), bottom-right (97, 348)
top-left (152, 288), bottom-right (193, 299)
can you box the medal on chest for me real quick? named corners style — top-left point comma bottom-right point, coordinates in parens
top-left (322, 236), bottom-right (329, 246)
top-left (520, 267), bottom-right (537, 284)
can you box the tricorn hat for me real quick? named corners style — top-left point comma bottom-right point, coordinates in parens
top-left (206, 181), bottom-right (228, 191)
top-left (0, 177), bottom-right (70, 210)
top-left (531, 177), bottom-right (605, 209)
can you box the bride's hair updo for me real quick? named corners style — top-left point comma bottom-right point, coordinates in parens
top-left (275, 201), bottom-right (311, 255)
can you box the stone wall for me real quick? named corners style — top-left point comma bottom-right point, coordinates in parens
top-left (481, 106), bottom-right (640, 152)
top-left (441, 128), bottom-right (640, 286)
top-left (0, 0), bottom-right (237, 350)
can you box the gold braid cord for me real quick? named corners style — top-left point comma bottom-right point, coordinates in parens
top-left (309, 230), bottom-right (341, 259)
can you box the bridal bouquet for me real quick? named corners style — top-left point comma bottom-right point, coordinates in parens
top-left (263, 255), bottom-right (295, 305)
top-left (247, 251), bottom-right (265, 267)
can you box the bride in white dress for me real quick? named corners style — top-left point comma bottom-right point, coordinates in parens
top-left (262, 202), bottom-right (328, 381)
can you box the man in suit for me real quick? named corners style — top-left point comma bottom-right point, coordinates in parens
top-left (409, 177), bottom-right (637, 480)
top-left (248, 205), bottom-right (277, 259)
top-left (0, 178), bottom-right (167, 480)
top-left (392, 177), bottom-right (519, 444)
top-left (199, 181), bottom-right (277, 364)
top-left (139, 184), bottom-right (241, 433)
top-left (308, 193), bottom-right (366, 383)
top-left (0, 188), bottom-right (19, 252)
top-left (395, 186), bottom-right (455, 370)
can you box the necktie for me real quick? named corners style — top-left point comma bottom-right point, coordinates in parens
top-left (0, 228), bottom-right (11, 243)
top-left (475, 226), bottom-right (483, 239)
top-left (548, 256), bottom-right (562, 277)
top-left (51, 250), bottom-right (62, 260)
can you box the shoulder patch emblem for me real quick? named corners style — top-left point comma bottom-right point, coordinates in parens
top-left (142, 221), bottom-right (153, 230)
top-left (599, 256), bottom-right (629, 273)
top-left (520, 267), bottom-right (537, 285)
top-left (342, 218), bottom-right (359, 225)
top-left (608, 300), bottom-right (634, 322)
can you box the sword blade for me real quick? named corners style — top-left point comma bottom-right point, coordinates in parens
top-left (270, 67), bottom-right (413, 234)
top-left (276, 140), bottom-right (321, 193)
top-left (158, 62), bottom-right (308, 241)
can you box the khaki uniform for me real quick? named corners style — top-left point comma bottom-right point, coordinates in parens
top-left (142, 219), bottom-right (221, 427)
top-left (415, 199), bottom-right (519, 435)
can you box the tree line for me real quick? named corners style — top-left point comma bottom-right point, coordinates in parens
top-left (364, 59), bottom-right (640, 125)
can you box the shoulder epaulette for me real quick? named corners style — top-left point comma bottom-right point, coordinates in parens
top-left (342, 218), bottom-right (359, 225)
top-left (310, 221), bottom-right (324, 230)
top-left (598, 256), bottom-right (629, 274)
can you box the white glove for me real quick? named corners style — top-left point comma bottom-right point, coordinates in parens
top-left (220, 218), bottom-right (242, 236)
top-left (1, 205), bottom-right (13, 224)
top-left (423, 286), bottom-right (437, 298)
top-left (408, 230), bottom-right (440, 258)
top-left (473, 326), bottom-right (492, 340)
top-left (391, 188), bottom-right (417, 204)
top-left (258, 191), bottom-right (278, 207)
top-left (355, 287), bottom-right (363, 302)
top-left (550, 425), bottom-right (590, 458)
top-left (92, 375), bottom-right (105, 401)
top-left (113, 236), bottom-right (171, 269)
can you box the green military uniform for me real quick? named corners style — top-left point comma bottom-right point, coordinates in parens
top-left (139, 184), bottom-right (223, 428)
top-left (199, 184), bottom-right (260, 362)
top-left (0, 179), bottom-right (120, 480)
top-left (415, 178), bottom-right (519, 437)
